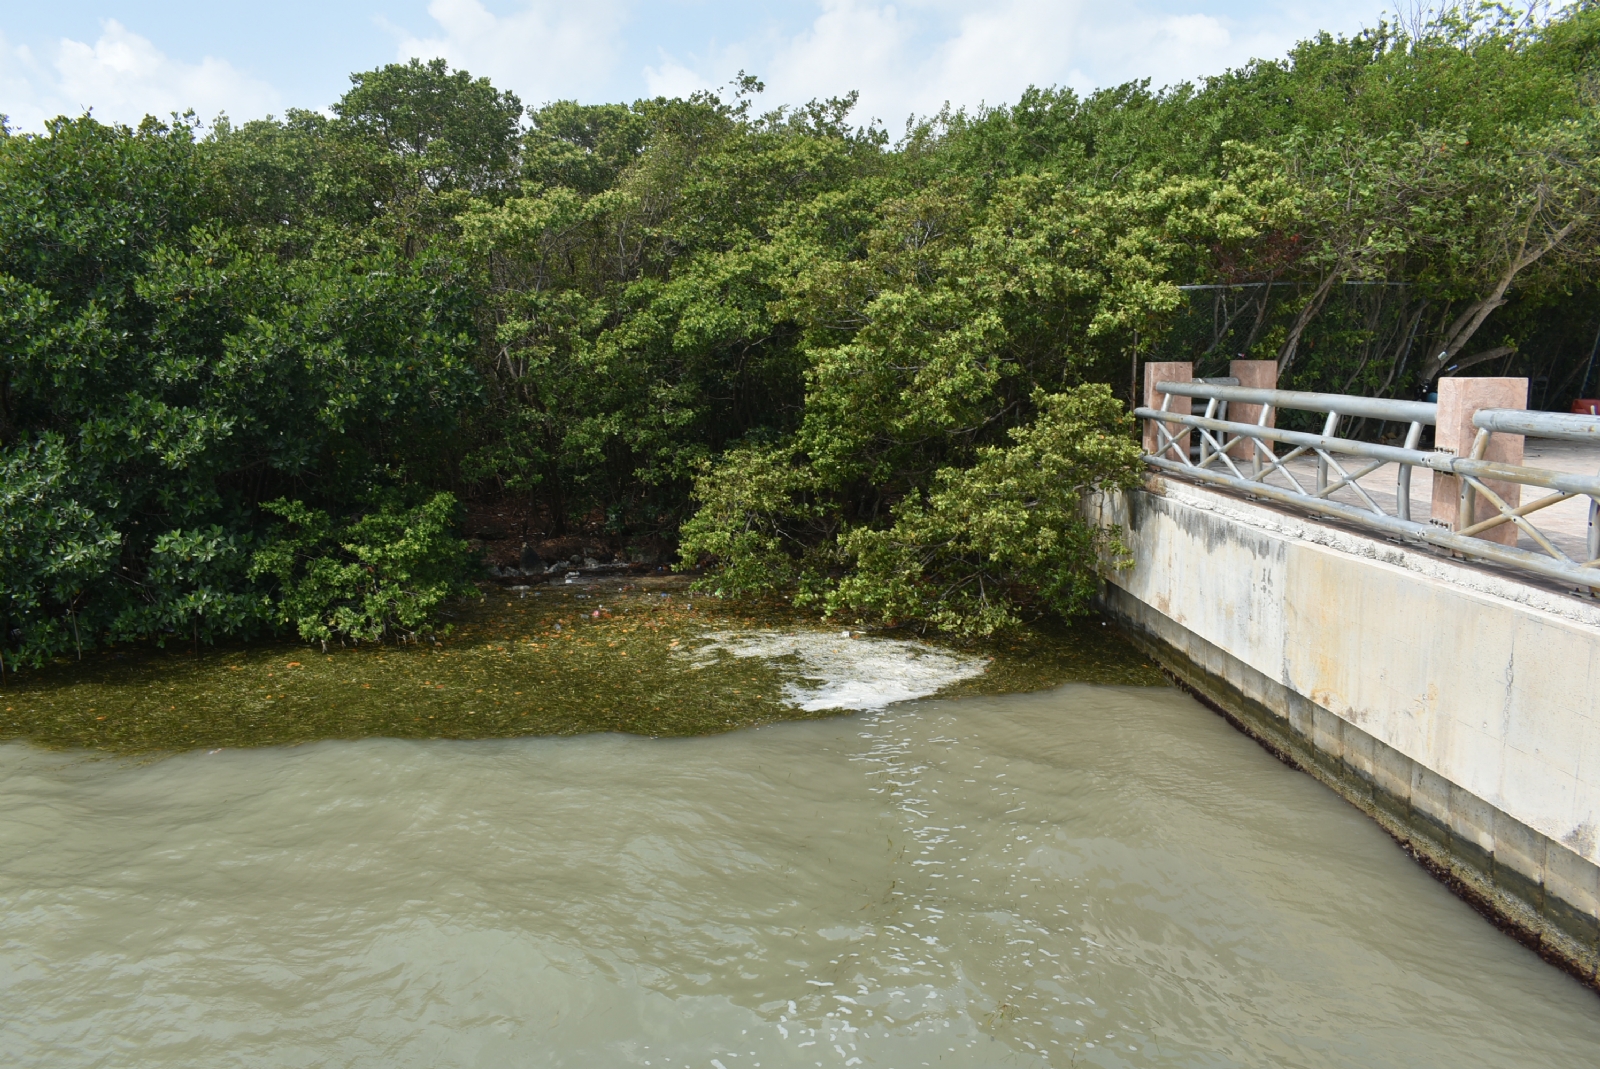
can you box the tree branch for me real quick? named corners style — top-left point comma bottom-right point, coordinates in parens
top-left (1439, 345), bottom-right (1517, 376)
top-left (1423, 216), bottom-right (1584, 382)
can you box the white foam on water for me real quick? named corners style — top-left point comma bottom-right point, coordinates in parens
top-left (684, 630), bottom-right (987, 711)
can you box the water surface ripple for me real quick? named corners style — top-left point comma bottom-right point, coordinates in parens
top-left (2, 684), bottom-right (1597, 1067)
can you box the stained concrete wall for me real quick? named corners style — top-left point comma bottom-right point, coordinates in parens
top-left (1093, 475), bottom-right (1600, 982)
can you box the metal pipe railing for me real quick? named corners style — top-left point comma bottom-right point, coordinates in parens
top-left (1473, 409), bottom-right (1600, 441)
top-left (1143, 454), bottom-right (1600, 588)
top-left (1138, 381), bottom-right (1600, 590)
top-left (1468, 407), bottom-right (1600, 564)
top-left (1153, 382), bottom-right (1438, 425)
top-left (1137, 409), bottom-right (1600, 494)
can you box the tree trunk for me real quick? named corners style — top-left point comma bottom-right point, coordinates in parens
top-left (1238, 285), bottom-right (1273, 356)
top-left (1375, 302), bottom-right (1426, 397)
top-left (1275, 270), bottom-right (1341, 378)
top-left (1419, 216), bottom-right (1580, 383)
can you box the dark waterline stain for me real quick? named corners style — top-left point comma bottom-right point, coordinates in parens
top-left (0, 577), bottom-right (1165, 754)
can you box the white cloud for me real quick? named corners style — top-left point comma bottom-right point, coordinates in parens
top-left (1063, 7), bottom-right (1287, 91)
top-left (0, 35), bottom-right (48, 132)
top-left (642, 59), bottom-right (715, 101)
top-left (650, 0), bottom-right (1360, 126)
top-left (1, 20), bottom-right (280, 131)
top-left (0, 2), bottom-right (1379, 135)
top-left (393, 0), bottom-right (629, 106)
top-left (758, 0), bottom-right (926, 122)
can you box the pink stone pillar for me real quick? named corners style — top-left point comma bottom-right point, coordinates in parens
top-left (1430, 377), bottom-right (1528, 545)
top-left (1225, 359), bottom-right (1277, 458)
top-left (1143, 362), bottom-right (1192, 459)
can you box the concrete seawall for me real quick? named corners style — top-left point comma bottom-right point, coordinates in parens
top-left (1093, 474), bottom-right (1600, 984)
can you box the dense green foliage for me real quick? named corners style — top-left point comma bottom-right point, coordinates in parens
top-left (681, 386), bottom-right (1144, 634)
top-left (4, 5), bottom-right (1600, 662)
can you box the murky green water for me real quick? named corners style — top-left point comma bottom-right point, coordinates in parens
top-left (3, 682), bottom-right (1597, 1067)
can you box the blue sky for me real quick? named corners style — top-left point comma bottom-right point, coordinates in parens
top-left (1, 1), bottom-right (1398, 132)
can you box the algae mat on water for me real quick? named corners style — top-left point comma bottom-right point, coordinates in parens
top-left (0, 577), bottom-right (1165, 753)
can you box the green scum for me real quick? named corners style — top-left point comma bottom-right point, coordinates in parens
top-left (0, 577), bottom-right (1164, 754)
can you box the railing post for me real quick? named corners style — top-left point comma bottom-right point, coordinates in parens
top-left (1225, 360), bottom-right (1277, 462)
top-left (1316, 411), bottom-right (1340, 493)
top-left (1142, 362), bottom-right (1192, 460)
top-left (1589, 497), bottom-right (1599, 564)
top-left (1430, 377), bottom-right (1528, 545)
top-left (1397, 421), bottom-right (1425, 521)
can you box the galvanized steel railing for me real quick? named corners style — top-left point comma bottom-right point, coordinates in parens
top-left (1135, 382), bottom-right (1600, 589)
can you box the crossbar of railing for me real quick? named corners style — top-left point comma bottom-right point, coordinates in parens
top-left (1154, 382), bottom-right (1438, 425)
top-left (1474, 409), bottom-right (1600, 442)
